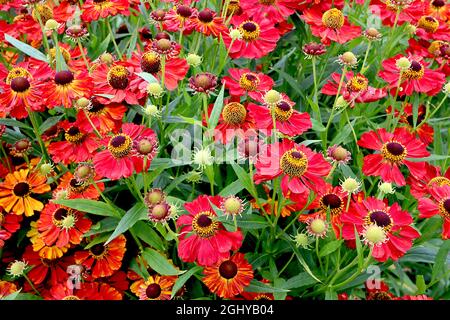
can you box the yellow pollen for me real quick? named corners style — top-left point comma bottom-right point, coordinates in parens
top-left (239, 73), bottom-right (260, 91)
top-left (280, 149), bottom-right (308, 177)
top-left (418, 16), bottom-right (439, 33)
top-left (272, 102), bottom-right (293, 122)
top-left (107, 65), bottom-right (130, 89)
top-left (32, 4), bottom-right (53, 24)
top-left (191, 211), bottom-right (218, 238)
top-left (6, 68), bottom-right (31, 84)
top-left (222, 102), bottom-right (247, 125)
top-left (346, 75), bottom-right (369, 92)
top-left (381, 141), bottom-right (407, 163)
top-left (322, 8), bottom-right (344, 29)
top-left (238, 21), bottom-right (261, 41)
top-left (49, 47), bottom-right (71, 65)
top-left (108, 134), bottom-right (132, 158)
top-left (428, 176), bottom-right (450, 188)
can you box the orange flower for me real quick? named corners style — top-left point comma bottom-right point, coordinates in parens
top-left (74, 235), bottom-right (126, 279)
top-left (202, 253), bottom-right (254, 299)
top-left (0, 169), bottom-right (51, 217)
top-left (27, 221), bottom-right (70, 260)
top-left (0, 280), bottom-right (17, 298)
top-left (136, 275), bottom-right (176, 300)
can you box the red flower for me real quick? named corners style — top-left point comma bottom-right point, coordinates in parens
top-left (364, 280), bottom-right (396, 300)
top-left (37, 203), bottom-right (92, 248)
top-left (91, 62), bottom-right (145, 105)
top-left (22, 245), bottom-right (74, 286)
top-left (322, 71), bottom-right (386, 106)
top-left (341, 197), bottom-right (420, 262)
top-left (0, 209), bottom-right (22, 248)
top-left (53, 172), bottom-right (105, 200)
top-left (223, 13), bottom-right (280, 59)
top-left (77, 97), bottom-right (127, 134)
top-left (378, 54), bottom-right (446, 96)
top-left (131, 50), bottom-right (189, 91)
top-left (47, 120), bottom-right (99, 165)
top-left (407, 163), bottom-right (450, 199)
top-left (248, 95), bottom-right (312, 137)
top-left (358, 128), bottom-right (430, 186)
top-left (210, 99), bottom-right (256, 144)
top-left (370, 0), bottom-right (425, 27)
top-left (239, 0), bottom-right (297, 23)
top-left (0, 61), bottom-right (51, 119)
top-left (193, 8), bottom-right (228, 37)
top-left (222, 68), bottom-right (274, 100)
top-left (254, 139), bottom-right (331, 196)
top-left (81, 0), bottom-right (130, 22)
top-left (418, 185), bottom-right (450, 239)
top-left (43, 69), bottom-right (93, 108)
top-left (177, 195), bottom-right (243, 266)
top-left (74, 234), bottom-right (127, 279)
top-left (162, 5), bottom-right (197, 34)
top-left (302, 7), bottom-right (361, 45)
top-left (414, 15), bottom-right (450, 42)
top-left (46, 282), bottom-right (122, 300)
top-left (386, 103), bottom-right (434, 145)
top-left (93, 123), bottom-right (158, 180)
top-left (202, 253), bottom-right (254, 299)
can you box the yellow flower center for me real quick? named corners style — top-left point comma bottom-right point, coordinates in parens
top-left (346, 75), bottom-right (369, 92)
top-left (418, 16), bottom-right (439, 33)
top-left (63, 296), bottom-right (81, 300)
top-left (6, 67), bottom-right (31, 84)
top-left (48, 47), bottom-right (71, 65)
top-left (280, 149), bottom-right (308, 177)
top-left (239, 72), bottom-right (260, 91)
top-left (64, 126), bottom-right (85, 144)
top-left (402, 61), bottom-right (424, 80)
top-left (272, 101), bottom-right (293, 122)
top-left (381, 141), bottom-right (407, 163)
top-left (141, 51), bottom-right (161, 74)
top-left (108, 133), bottom-right (132, 158)
top-left (320, 193), bottom-right (343, 216)
top-left (222, 102), bottom-right (247, 125)
top-left (32, 4), bottom-right (53, 24)
top-left (322, 8), bottom-right (344, 29)
top-left (107, 65), bottom-right (130, 90)
top-left (191, 211), bottom-right (218, 238)
top-left (238, 21), bottom-right (260, 41)
top-left (365, 210), bottom-right (393, 232)
top-left (428, 176), bottom-right (450, 188)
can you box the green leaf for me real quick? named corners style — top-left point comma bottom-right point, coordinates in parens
top-left (0, 118), bottom-right (32, 130)
top-left (219, 214), bottom-right (268, 230)
top-left (38, 115), bottom-right (63, 134)
top-left (432, 240), bottom-right (450, 281)
top-left (91, 34), bottom-right (111, 60)
top-left (415, 275), bottom-right (426, 294)
top-left (1, 289), bottom-right (21, 300)
top-left (354, 226), bottom-right (364, 270)
top-left (141, 248), bottom-right (183, 276)
top-left (283, 272), bottom-right (317, 290)
top-left (84, 217), bottom-right (120, 237)
top-left (325, 288), bottom-right (338, 300)
top-left (219, 180), bottom-right (244, 196)
top-left (319, 240), bottom-right (343, 257)
top-left (273, 278), bottom-right (288, 300)
top-left (131, 221), bottom-right (165, 251)
top-left (208, 82), bottom-right (225, 129)
top-left (5, 34), bottom-right (48, 62)
top-left (105, 202), bottom-right (147, 245)
top-left (84, 233), bottom-right (112, 249)
top-left (171, 265), bottom-right (203, 298)
top-left (136, 72), bottom-right (158, 84)
top-left (245, 280), bottom-right (290, 293)
top-left (52, 199), bottom-right (121, 218)
top-left (231, 163), bottom-right (256, 198)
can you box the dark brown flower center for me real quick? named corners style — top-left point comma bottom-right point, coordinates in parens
top-left (242, 22), bottom-right (257, 32)
top-left (432, 0), bottom-right (445, 7)
top-left (10, 77), bottom-right (30, 92)
top-left (55, 70), bottom-right (74, 85)
top-left (322, 194), bottom-right (342, 209)
top-left (198, 10), bottom-right (213, 23)
top-left (65, 126), bottom-right (85, 144)
top-left (176, 5), bottom-right (192, 17)
top-left (386, 142), bottom-right (404, 156)
top-left (219, 260), bottom-right (238, 279)
top-left (89, 98), bottom-right (106, 114)
top-left (197, 214), bottom-right (212, 227)
top-left (406, 113), bottom-right (425, 126)
top-left (369, 211), bottom-right (392, 229)
top-left (90, 244), bottom-right (105, 256)
top-left (239, 73), bottom-right (259, 91)
top-left (146, 283), bottom-right (162, 299)
top-left (13, 182), bottom-right (30, 197)
top-left (444, 199), bottom-right (450, 214)
top-left (53, 208), bottom-right (68, 221)
top-left (410, 61), bottom-right (422, 72)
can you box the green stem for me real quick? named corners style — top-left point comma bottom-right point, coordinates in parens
top-left (24, 274), bottom-right (41, 297)
top-left (312, 56), bottom-right (318, 103)
top-left (360, 41), bottom-right (372, 74)
top-left (33, 7), bottom-right (50, 54)
top-left (82, 109), bottom-right (102, 138)
top-left (77, 40), bottom-right (90, 71)
top-left (202, 93), bottom-right (209, 128)
top-left (417, 95), bottom-right (447, 129)
top-left (107, 18), bottom-right (121, 58)
top-left (278, 253), bottom-right (295, 276)
top-left (26, 107), bottom-right (49, 161)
